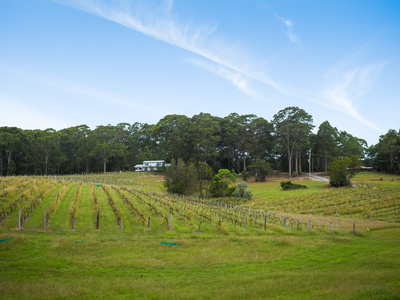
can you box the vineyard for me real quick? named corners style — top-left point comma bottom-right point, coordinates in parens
top-left (1, 173), bottom-right (400, 299)
top-left (1, 173), bottom-right (399, 236)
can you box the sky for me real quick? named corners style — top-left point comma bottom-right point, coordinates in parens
top-left (1, 0), bottom-right (399, 146)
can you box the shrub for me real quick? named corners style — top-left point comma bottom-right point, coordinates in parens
top-left (280, 181), bottom-right (307, 190)
top-left (210, 169), bottom-right (237, 197)
top-left (328, 156), bottom-right (362, 187)
top-left (243, 189), bottom-right (253, 200)
top-left (233, 181), bottom-right (252, 200)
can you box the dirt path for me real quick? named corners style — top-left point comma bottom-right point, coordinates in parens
top-left (310, 174), bottom-right (330, 183)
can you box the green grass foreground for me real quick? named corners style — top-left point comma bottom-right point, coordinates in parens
top-left (0, 172), bottom-right (399, 299)
top-left (1, 227), bottom-right (399, 299)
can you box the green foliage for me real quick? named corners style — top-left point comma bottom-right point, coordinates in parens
top-left (233, 180), bottom-right (253, 200)
top-left (196, 161), bottom-right (214, 197)
top-left (164, 159), bottom-right (199, 195)
top-left (370, 129), bottom-right (400, 174)
top-left (273, 107), bottom-right (314, 177)
top-left (0, 108), bottom-right (373, 176)
top-left (328, 156), bottom-right (362, 187)
top-left (280, 181), bottom-right (307, 190)
top-left (242, 188), bottom-right (253, 200)
top-left (210, 169), bottom-right (237, 197)
top-left (248, 159), bottom-right (272, 181)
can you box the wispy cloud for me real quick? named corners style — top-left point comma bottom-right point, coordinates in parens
top-left (11, 69), bottom-right (167, 115)
top-left (322, 63), bottom-right (385, 131)
top-left (52, 0), bottom-right (289, 96)
top-left (186, 58), bottom-right (264, 100)
top-left (53, 0), bottom-right (382, 132)
top-left (274, 14), bottom-right (301, 46)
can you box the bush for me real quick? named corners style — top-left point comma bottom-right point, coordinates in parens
top-left (226, 185), bottom-right (236, 197)
top-left (248, 159), bottom-right (273, 182)
top-left (243, 189), bottom-right (253, 200)
top-left (280, 181), bottom-right (307, 190)
top-left (328, 156), bottom-right (362, 187)
top-left (210, 169), bottom-right (237, 197)
top-left (233, 181), bottom-right (252, 200)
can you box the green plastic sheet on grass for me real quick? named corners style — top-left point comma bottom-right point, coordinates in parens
top-left (160, 242), bottom-right (180, 247)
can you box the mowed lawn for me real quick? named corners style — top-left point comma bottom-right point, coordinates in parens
top-left (0, 173), bottom-right (399, 299)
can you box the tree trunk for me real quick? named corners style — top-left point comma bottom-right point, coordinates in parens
top-left (295, 153), bottom-right (299, 176)
top-left (6, 151), bottom-right (12, 173)
top-left (45, 152), bottom-right (49, 176)
top-left (299, 149), bottom-right (302, 174)
top-left (288, 149), bottom-right (292, 177)
top-left (325, 156), bottom-right (328, 174)
top-left (103, 160), bottom-right (107, 173)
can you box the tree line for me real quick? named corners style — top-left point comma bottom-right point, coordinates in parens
top-left (0, 107), bottom-right (398, 176)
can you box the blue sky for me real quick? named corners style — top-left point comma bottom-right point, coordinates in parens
top-left (1, 0), bottom-right (399, 146)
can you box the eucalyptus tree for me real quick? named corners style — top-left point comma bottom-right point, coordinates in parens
top-left (0, 127), bottom-right (23, 175)
top-left (273, 107), bottom-right (314, 177)
top-left (59, 125), bottom-right (91, 174)
top-left (90, 125), bottom-right (127, 173)
top-left (313, 121), bottom-right (339, 174)
top-left (220, 113), bottom-right (258, 172)
top-left (37, 129), bottom-right (63, 175)
top-left (249, 117), bottom-right (274, 162)
top-left (152, 115), bottom-right (192, 162)
top-left (220, 113), bottom-right (242, 172)
top-left (374, 129), bottom-right (400, 173)
top-left (337, 131), bottom-right (367, 158)
top-left (237, 114), bottom-right (258, 171)
top-left (190, 113), bottom-right (221, 165)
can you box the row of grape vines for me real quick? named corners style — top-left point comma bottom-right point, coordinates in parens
top-left (1, 176), bottom-right (398, 235)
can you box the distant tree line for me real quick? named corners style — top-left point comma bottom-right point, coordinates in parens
top-left (0, 107), bottom-right (398, 176)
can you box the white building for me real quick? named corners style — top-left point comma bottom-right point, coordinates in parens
top-left (134, 160), bottom-right (170, 172)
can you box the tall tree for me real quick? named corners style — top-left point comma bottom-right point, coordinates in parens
top-left (374, 129), bottom-right (400, 173)
top-left (90, 125), bottom-right (126, 173)
top-left (152, 115), bottom-right (191, 162)
top-left (313, 121), bottom-right (339, 174)
top-left (249, 117), bottom-right (274, 162)
top-left (337, 131), bottom-right (367, 158)
top-left (0, 127), bottom-right (23, 175)
top-left (273, 107), bottom-right (314, 177)
top-left (190, 113), bottom-right (221, 164)
top-left (37, 129), bottom-right (63, 175)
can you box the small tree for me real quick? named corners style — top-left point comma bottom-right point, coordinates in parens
top-left (210, 169), bottom-right (237, 197)
top-left (233, 180), bottom-right (253, 200)
top-left (164, 158), bottom-right (199, 195)
top-left (248, 159), bottom-right (273, 181)
top-left (328, 156), bottom-right (362, 187)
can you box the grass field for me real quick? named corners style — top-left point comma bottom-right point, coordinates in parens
top-left (0, 172), bottom-right (399, 299)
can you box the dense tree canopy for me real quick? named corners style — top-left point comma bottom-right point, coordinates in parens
top-left (0, 107), bottom-right (396, 176)
top-left (273, 107), bottom-right (314, 177)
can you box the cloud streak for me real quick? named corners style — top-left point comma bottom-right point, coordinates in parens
top-left (186, 58), bottom-right (264, 101)
top-left (275, 14), bottom-right (301, 46)
top-left (322, 63), bottom-right (385, 131)
top-left (53, 0), bottom-right (288, 96)
top-left (53, 0), bottom-right (382, 132)
top-left (10, 68), bottom-right (168, 116)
